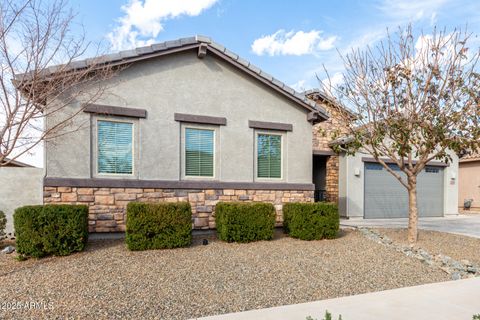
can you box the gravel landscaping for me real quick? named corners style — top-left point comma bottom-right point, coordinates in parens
top-left (0, 230), bottom-right (449, 319)
top-left (375, 228), bottom-right (480, 266)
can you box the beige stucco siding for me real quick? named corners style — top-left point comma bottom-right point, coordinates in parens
top-left (0, 167), bottom-right (44, 235)
top-left (458, 160), bottom-right (480, 210)
top-left (45, 50), bottom-right (313, 184)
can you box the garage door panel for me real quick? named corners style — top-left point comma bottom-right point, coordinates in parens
top-left (417, 166), bottom-right (444, 217)
top-left (364, 163), bottom-right (443, 218)
top-left (364, 163), bottom-right (408, 218)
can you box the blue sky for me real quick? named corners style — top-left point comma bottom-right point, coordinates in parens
top-left (65, 0), bottom-right (480, 91)
top-left (19, 0), bottom-right (480, 166)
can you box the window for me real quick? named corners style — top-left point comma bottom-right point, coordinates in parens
top-left (257, 133), bottom-right (282, 179)
top-left (185, 128), bottom-right (214, 177)
top-left (365, 163), bottom-right (383, 170)
top-left (97, 120), bottom-right (133, 174)
top-left (425, 166), bottom-right (440, 173)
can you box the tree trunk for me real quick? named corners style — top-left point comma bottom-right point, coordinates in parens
top-left (407, 175), bottom-right (418, 245)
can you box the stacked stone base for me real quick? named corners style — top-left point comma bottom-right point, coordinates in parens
top-left (325, 155), bottom-right (339, 203)
top-left (43, 187), bottom-right (314, 232)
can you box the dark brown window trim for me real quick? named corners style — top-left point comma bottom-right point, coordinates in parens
top-left (174, 113), bottom-right (227, 126)
top-left (84, 104), bottom-right (147, 118)
top-left (313, 150), bottom-right (336, 156)
top-left (44, 177), bottom-right (314, 191)
top-left (361, 157), bottom-right (449, 167)
top-left (248, 120), bottom-right (293, 132)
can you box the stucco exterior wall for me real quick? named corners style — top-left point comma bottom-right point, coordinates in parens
top-left (458, 160), bottom-right (480, 211)
top-left (341, 151), bottom-right (459, 218)
top-left (338, 153), bottom-right (348, 217)
top-left (45, 50), bottom-right (313, 184)
top-left (0, 167), bottom-right (44, 236)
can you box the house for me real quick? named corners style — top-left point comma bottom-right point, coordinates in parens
top-left (458, 153), bottom-right (480, 212)
top-left (20, 36), bottom-right (328, 232)
top-left (15, 35), bottom-right (459, 233)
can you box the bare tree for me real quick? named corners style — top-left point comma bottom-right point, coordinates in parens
top-left (0, 0), bottom-right (117, 166)
top-left (322, 25), bottom-right (480, 244)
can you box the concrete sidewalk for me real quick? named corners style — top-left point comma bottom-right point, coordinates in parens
top-left (340, 214), bottom-right (480, 238)
top-left (195, 278), bottom-right (480, 320)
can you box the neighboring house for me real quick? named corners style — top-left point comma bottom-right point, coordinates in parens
top-left (0, 159), bottom-right (43, 237)
top-left (458, 153), bottom-right (480, 211)
top-left (20, 36), bottom-right (328, 232)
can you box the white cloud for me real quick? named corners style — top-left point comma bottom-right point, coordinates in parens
top-left (251, 30), bottom-right (338, 56)
top-left (346, 29), bottom-right (386, 51)
top-left (429, 12), bottom-right (438, 26)
top-left (378, 0), bottom-right (449, 23)
top-left (108, 0), bottom-right (219, 50)
top-left (290, 79), bottom-right (307, 92)
top-left (322, 72), bottom-right (344, 90)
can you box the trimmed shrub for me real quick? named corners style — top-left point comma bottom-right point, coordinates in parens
top-left (215, 202), bottom-right (276, 243)
top-left (0, 210), bottom-right (6, 242)
top-left (283, 202), bottom-right (339, 240)
top-left (126, 202), bottom-right (192, 251)
top-left (14, 205), bottom-right (88, 258)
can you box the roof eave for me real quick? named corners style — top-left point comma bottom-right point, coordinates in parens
top-left (15, 35), bottom-right (329, 121)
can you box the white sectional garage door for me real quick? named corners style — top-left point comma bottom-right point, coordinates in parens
top-left (364, 162), bottom-right (444, 218)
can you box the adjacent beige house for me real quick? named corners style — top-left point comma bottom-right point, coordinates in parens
top-left (0, 159), bottom-right (43, 237)
top-left (458, 154), bottom-right (480, 211)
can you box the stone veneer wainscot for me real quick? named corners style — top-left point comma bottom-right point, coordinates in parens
top-left (43, 187), bottom-right (314, 232)
top-left (307, 91), bottom-right (350, 204)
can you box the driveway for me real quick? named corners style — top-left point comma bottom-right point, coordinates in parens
top-left (341, 214), bottom-right (480, 238)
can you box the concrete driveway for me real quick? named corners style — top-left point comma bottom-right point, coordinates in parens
top-left (341, 214), bottom-right (480, 238)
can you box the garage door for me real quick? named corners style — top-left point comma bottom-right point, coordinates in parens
top-left (364, 162), bottom-right (444, 218)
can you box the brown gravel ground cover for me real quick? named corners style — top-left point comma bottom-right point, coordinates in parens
top-left (0, 229), bottom-right (448, 320)
top-left (375, 228), bottom-right (480, 266)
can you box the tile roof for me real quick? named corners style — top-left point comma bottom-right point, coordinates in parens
top-left (303, 88), bottom-right (356, 118)
top-left (15, 35), bottom-right (328, 121)
top-left (460, 153), bottom-right (480, 162)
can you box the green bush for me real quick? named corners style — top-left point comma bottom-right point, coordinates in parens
top-left (306, 310), bottom-right (343, 320)
top-left (0, 210), bottom-right (6, 242)
top-left (126, 202), bottom-right (192, 251)
top-left (215, 202), bottom-right (276, 243)
top-left (14, 205), bottom-right (88, 258)
top-left (283, 202), bottom-right (339, 240)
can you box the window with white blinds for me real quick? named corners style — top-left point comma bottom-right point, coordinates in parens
top-left (185, 128), bottom-right (214, 177)
top-left (257, 133), bottom-right (282, 179)
top-left (97, 120), bottom-right (133, 174)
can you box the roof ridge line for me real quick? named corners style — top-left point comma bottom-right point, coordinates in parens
top-left (15, 35), bottom-right (328, 121)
